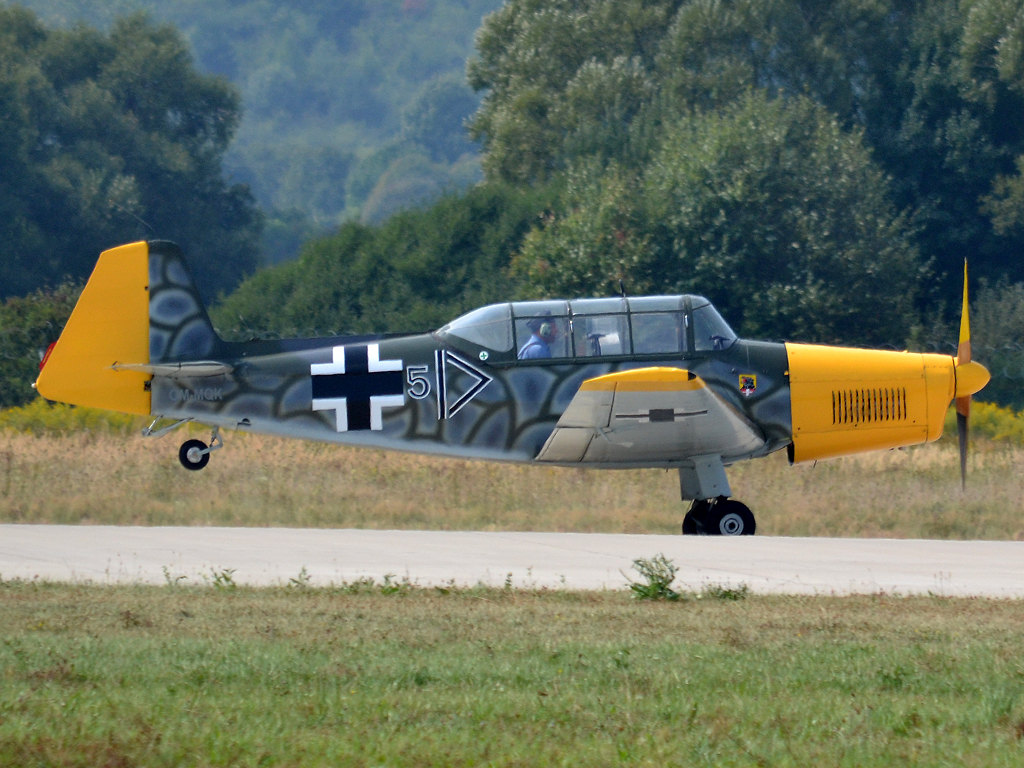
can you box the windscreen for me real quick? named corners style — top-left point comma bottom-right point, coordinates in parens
top-left (440, 303), bottom-right (513, 351)
top-left (691, 301), bottom-right (737, 351)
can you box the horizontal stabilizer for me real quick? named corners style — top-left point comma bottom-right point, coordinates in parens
top-left (111, 361), bottom-right (233, 378)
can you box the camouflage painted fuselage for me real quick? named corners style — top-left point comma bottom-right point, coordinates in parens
top-left (142, 241), bottom-right (792, 468)
top-left (152, 339), bottom-right (792, 467)
top-left (151, 338), bottom-right (792, 468)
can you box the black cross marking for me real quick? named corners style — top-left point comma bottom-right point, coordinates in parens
top-left (311, 344), bottom-right (403, 431)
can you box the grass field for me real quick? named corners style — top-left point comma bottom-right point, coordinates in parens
top-left (2, 581), bottom-right (1024, 766)
top-left (3, 405), bottom-right (1023, 766)
top-left (2, 426), bottom-right (1024, 538)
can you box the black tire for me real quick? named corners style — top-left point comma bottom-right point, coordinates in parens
top-left (681, 500), bottom-right (711, 535)
top-left (706, 500), bottom-right (756, 536)
top-left (178, 439), bottom-right (210, 471)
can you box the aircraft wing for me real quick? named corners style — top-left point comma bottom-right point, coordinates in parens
top-left (535, 367), bottom-right (764, 465)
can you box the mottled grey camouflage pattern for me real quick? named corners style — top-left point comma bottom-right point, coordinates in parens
top-left (146, 241), bottom-right (792, 467)
top-left (149, 241), bottom-right (219, 363)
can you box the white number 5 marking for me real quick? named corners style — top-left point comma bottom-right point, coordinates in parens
top-left (406, 365), bottom-right (431, 400)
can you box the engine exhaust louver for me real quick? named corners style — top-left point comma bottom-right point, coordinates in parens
top-left (832, 387), bottom-right (907, 426)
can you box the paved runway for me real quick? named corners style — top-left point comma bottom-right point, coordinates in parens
top-left (2, 524), bottom-right (1023, 596)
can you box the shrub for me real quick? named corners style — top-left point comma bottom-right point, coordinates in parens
top-left (0, 283), bottom-right (81, 409)
top-left (0, 400), bottom-right (139, 436)
top-left (700, 583), bottom-right (750, 601)
top-left (629, 554), bottom-right (680, 601)
top-left (942, 401), bottom-right (1024, 446)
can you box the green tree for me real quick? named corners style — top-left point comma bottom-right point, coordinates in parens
top-left (516, 94), bottom-right (922, 346)
top-left (468, 0), bottom-right (680, 183)
top-left (469, 0), bottom-right (1024, 306)
top-left (358, 153), bottom-right (483, 226)
top-left (212, 183), bottom-right (556, 338)
top-left (513, 161), bottom-right (650, 299)
top-left (862, 0), bottom-right (1024, 297)
top-left (0, 283), bottom-right (80, 408)
top-left (647, 95), bottom-right (921, 344)
top-left (969, 279), bottom-right (1024, 408)
top-left (402, 73), bottom-right (480, 164)
top-left (467, 0), bottom-right (903, 183)
top-left (983, 156), bottom-right (1024, 234)
top-left (0, 7), bottom-right (262, 301)
top-left (18, 0), bottom-right (503, 227)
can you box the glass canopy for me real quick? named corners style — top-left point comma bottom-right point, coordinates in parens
top-left (438, 295), bottom-right (736, 358)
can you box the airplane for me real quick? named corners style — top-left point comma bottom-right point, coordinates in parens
top-left (35, 240), bottom-right (990, 536)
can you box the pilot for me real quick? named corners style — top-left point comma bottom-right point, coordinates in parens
top-left (518, 314), bottom-right (559, 359)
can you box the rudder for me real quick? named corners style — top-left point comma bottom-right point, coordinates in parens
top-left (36, 241), bottom-right (152, 414)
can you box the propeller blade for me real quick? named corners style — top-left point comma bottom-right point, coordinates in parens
top-left (956, 259), bottom-right (972, 491)
top-left (957, 259), bottom-right (971, 366)
top-left (957, 408), bottom-right (968, 491)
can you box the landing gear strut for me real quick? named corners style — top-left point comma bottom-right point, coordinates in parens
top-left (178, 427), bottom-right (222, 471)
top-left (682, 497), bottom-right (756, 536)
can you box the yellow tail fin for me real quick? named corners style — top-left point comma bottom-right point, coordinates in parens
top-left (35, 241), bottom-right (151, 415)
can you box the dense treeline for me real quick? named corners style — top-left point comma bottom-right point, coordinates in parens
top-left (214, 0), bottom-right (1024, 406)
top-left (19, 0), bottom-right (502, 253)
top-left (514, 93), bottom-right (922, 344)
top-left (223, 0), bottom-right (1024, 342)
top-left (7, 1), bottom-right (1024, 410)
top-left (0, 6), bottom-right (262, 300)
top-left (210, 183), bottom-right (557, 338)
top-left (468, 0), bottom-right (1024, 313)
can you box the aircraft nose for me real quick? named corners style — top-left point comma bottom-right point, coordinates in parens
top-left (954, 360), bottom-right (990, 398)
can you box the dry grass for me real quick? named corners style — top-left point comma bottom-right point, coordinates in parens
top-left (1, 426), bottom-right (1023, 538)
top-left (732, 442), bottom-right (1024, 540)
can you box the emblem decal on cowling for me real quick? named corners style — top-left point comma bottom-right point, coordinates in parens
top-left (739, 374), bottom-right (757, 396)
top-left (311, 344), bottom-right (404, 431)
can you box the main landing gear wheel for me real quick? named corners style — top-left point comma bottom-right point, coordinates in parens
top-left (681, 498), bottom-right (756, 536)
top-left (707, 499), bottom-right (755, 536)
top-left (179, 439), bottom-right (210, 471)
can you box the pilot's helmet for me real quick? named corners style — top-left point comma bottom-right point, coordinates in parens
top-left (527, 311), bottom-right (555, 337)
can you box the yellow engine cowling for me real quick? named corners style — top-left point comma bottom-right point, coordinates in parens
top-left (786, 343), bottom-right (958, 463)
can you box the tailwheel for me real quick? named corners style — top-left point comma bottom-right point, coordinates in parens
top-left (706, 499), bottom-right (756, 536)
top-left (178, 427), bottom-right (222, 471)
top-left (179, 439), bottom-right (210, 471)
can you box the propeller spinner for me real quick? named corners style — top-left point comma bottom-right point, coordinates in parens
top-left (953, 261), bottom-right (991, 489)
